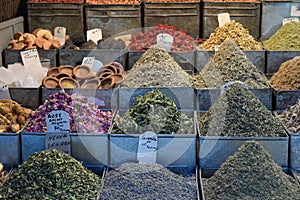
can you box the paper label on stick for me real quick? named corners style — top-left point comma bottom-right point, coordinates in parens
top-left (82, 57), bottom-right (95, 68)
top-left (137, 131), bottom-right (158, 164)
top-left (21, 49), bottom-right (42, 69)
top-left (157, 33), bottom-right (173, 52)
top-left (54, 27), bottom-right (66, 46)
top-left (45, 132), bottom-right (71, 155)
top-left (218, 13), bottom-right (231, 27)
top-left (46, 110), bottom-right (70, 133)
top-left (291, 4), bottom-right (300, 17)
top-left (0, 85), bottom-right (11, 100)
top-left (283, 17), bottom-right (299, 25)
top-left (87, 29), bottom-right (102, 44)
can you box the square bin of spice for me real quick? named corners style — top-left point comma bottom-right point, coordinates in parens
top-left (273, 90), bottom-right (300, 112)
top-left (9, 88), bottom-right (40, 110)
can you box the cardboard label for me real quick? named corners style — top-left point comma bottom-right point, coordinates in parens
top-left (45, 132), bottom-right (71, 155)
top-left (54, 27), bottom-right (66, 46)
top-left (20, 49), bottom-right (42, 69)
top-left (0, 85), bottom-right (11, 99)
top-left (221, 81), bottom-right (248, 95)
top-left (82, 57), bottom-right (95, 68)
top-left (157, 33), bottom-right (173, 51)
top-left (87, 28), bottom-right (102, 44)
top-left (291, 4), bottom-right (300, 17)
top-left (46, 110), bottom-right (70, 133)
top-left (218, 13), bottom-right (231, 27)
top-left (283, 17), bottom-right (299, 25)
top-left (137, 131), bottom-right (158, 164)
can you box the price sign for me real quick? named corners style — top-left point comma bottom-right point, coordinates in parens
top-left (87, 28), bottom-right (102, 44)
top-left (218, 13), bottom-right (231, 27)
top-left (0, 85), bottom-right (11, 100)
top-left (54, 27), bottom-right (66, 46)
top-left (221, 81), bottom-right (248, 95)
top-left (82, 57), bottom-right (95, 68)
top-left (21, 49), bottom-right (42, 69)
top-left (283, 17), bottom-right (299, 25)
top-left (45, 132), bottom-right (71, 155)
top-left (137, 131), bottom-right (158, 164)
top-left (157, 33), bottom-right (173, 51)
top-left (46, 110), bottom-right (70, 133)
top-left (291, 4), bottom-right (300, 17)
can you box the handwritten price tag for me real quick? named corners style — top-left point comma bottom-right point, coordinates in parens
top-left (221, 81), bottom-right (248, 95)
top-left (157, 33), bottom-right (173, 52)
top-left (291, 4), bottom-right (300, 17)
top-left (45, 132), bottom-right (71, 155)
top-left (137, 131), bottom-right (158, 164)
top-left (46, 110), bottom-right (70, 133)
top-left (218, 13), bottom-right (231, 27)
top-left (21, 49), bottom-right (42, 69)
top-left (82, 57), bottom-right (95, 68)
top-left (54, 27), bottom-right (66, 46)
top-left (0, 85), bottom-right (11, 100)
top-left (87, 28), bottom-right (102, 44)
top-left (283, 17), bottom-right (299, 25)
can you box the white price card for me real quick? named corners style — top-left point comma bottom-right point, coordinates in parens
top-left (0, 85), bottom-right (11, 100)
top-left (87, 28), bottom-right (102, 44)
top-left (291, 4), bottom-right (300, 17)
top-left (221, 81), bottom-right (248, 95)
top-left (157, 33), bottom-right (173, 52)
top-left (283, 17), bottom-right (299, 25)
top-left (218, 13), bottom-right (231, 27)
top-left (82, 57), bottom-right (95, 68)
top-left (46, 132), bottom-right (71, 155)
top-left (46, 110), bottom-right (70, 133)
top-left (54, 27), bottom-right (66, 46)
top-left (137, 131), bottom-right (158, 164)
top-left (21, 49), bottom-right (42, 69)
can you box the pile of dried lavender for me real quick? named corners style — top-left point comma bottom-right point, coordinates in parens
top-left (203, 141), bottom-right (300, 199)
top-left (112, 90), bottom-right (194, 134)
top-left (199, 83), bottom-right (286, 137)
top-left (0, 149), bottom-right (100, 199)
top-left (197, 20), bottom-right (263, 50)
top-left (270, 56), bottom-right (300, 90)
top-left (121, 45), bottom-right (192, 88)
top-left (278, 100), bottom-right (300, 134)
top-left (263, 21), bottom-right (300, 50)
top-left (196, 40), bottom-right (269, 89)
top-left (99, 163), bottom-right (197, 199)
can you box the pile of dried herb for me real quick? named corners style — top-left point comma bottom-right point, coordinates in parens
top-left (270, 56), bottom-right (300, 90)
top-left (203, 141), bottom-right (300, 199)
top-left (0, 149), bottom-right (100, 199)
top-left (99, 163), bottom-right (197, 199)
top-left (199, 83), bottom-right (286, 137)
top-left (263, 21), bottom-right (300, 50)
top-left (121, 45), bottom-right (192, 88)
top-left (112, 90), bottom-right (193, 134)
top-left (278, 99), bottom-right (300, 134)
top-left (196, 39), bottom-right (269, 88)
top-left (197, 20), bottom-right (263, 50)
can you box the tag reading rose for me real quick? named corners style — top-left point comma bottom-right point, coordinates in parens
top-left (46, 110), bottom-right (70, 133)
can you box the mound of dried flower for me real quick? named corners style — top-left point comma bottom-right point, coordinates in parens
top-left (278, 100), bottom-right (300, 134)
top-left (198, 20), bottom-right (263, 50)
top-left (198, 40), bottom-right (269, 88)
top-left (122, 45), bottom-right (192, 88)
top-left (204, 141), bottom-right (300, 199)
top-left (199, 83), bottom-right (286, 137)
top-left (112, 90), bottom-right (193, 134)
top-left (25, 91), bottom-right (112, 133)
top-left (270, 56), bottom-right (300, 90)
top-left (0, 149), bottom-right (100, 199)
top-left (99, 163), bottom-right (196, 199)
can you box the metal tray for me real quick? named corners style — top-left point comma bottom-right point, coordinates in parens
top-left (273, 90), bottom-right (300, 112)
top-left (196, 88), bottom-right (273, 111)
top-left (9, 87), bottom-right (40, 109)
top-left (0, 133), bottom-right (20, 167)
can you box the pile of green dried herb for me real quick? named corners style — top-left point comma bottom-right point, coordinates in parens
top-left (270, 56), bottom-right (300, 90)
top-left (278, 99), bottom-right (300, 134)
top-left (196, 39), bottom-right (269, 89)
top-left (121, 45), bottom-right (192, 88)
top-left (197, 20), bottom-right (263, 50)
top-left (263, 21), bottom-right (300, 50)
top-left (203, 141), bottom-right (300, 199)
top-left (99, 163), bottom-right (197, 199)
top-left (199, 83), bottom-right (286, 137)
top-left (112, 90), bottom-right (193, 134)
top-left (0, 150), bottom-right (100, 199)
